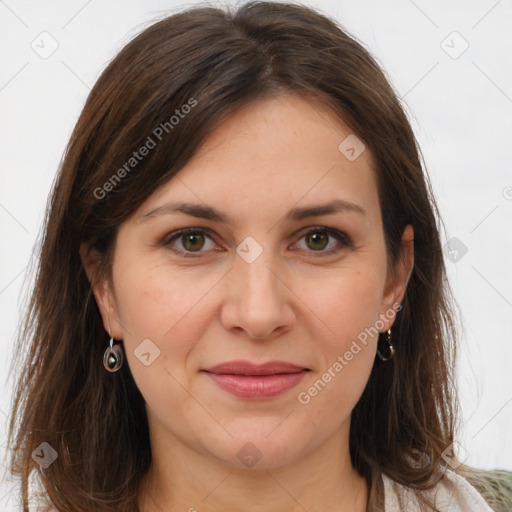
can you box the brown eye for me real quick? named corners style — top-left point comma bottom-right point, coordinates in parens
top-left (181, 232), bottom-right (206, 252)
top-left (164, 229), bottom-right (217, 257)
top-left (294, 227), bottom-right (351, 257)
top-left (305, 231), bottom-right (329, 251)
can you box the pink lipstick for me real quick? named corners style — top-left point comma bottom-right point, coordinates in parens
top-left (201, 360), bottom-right (310, 399)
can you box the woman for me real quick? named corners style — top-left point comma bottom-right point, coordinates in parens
top-left (7, 1), bottom-right (509, 510)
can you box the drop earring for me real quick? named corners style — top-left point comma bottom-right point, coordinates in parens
top-left (377, 329), bottom-right (395, 361)
top-left (103, 337), bottom-right (124, 372)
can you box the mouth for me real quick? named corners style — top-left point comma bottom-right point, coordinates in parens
top-left (201, 360), bottom-right (311, 399)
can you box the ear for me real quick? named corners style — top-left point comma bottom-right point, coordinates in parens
top-left (378, 224), bottom-right (414, 329)
top-left (79, 242), bottom-right (124, 340)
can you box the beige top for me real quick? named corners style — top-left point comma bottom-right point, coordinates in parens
top-left (382, 468), bottom-right (494, 511)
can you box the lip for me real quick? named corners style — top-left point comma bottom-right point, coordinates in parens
top-left (203, 360), bottom-right (308, 375)
top-left (201, 360), bottom-right (310, 399)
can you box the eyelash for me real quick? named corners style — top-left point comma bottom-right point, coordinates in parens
top-left (162, 226), bottom-right (352, 259)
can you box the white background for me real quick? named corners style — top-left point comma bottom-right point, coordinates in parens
top-left (1, 0), bottom-right (511, 509)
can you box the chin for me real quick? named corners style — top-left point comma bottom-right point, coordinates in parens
top-left (199, 423), bottom-right (316, 471)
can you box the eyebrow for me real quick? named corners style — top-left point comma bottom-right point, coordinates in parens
top-left (138, 198), bottom-right (366, 224)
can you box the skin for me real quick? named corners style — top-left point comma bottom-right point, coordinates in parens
top-left (80, 93), bottom-right (414, 512)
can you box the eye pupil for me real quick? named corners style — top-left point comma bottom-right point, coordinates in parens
top-left (183, 233), bottom-right (204, 251)
top-left (306, 231), bottom-right (328, 251)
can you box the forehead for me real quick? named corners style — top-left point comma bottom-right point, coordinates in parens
top-left (133, 94), bottom-right (380, 228)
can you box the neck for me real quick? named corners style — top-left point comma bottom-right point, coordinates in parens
top-left (139, 420), bottom-right (368, 512)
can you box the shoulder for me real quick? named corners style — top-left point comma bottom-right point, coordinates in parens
top-left (381, 468), bottom-right (497, 512)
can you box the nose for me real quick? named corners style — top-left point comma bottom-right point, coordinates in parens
top-left (220, 248), bottom-right (295, 340)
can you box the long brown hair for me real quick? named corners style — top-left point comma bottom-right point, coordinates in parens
top-left (7, 1), bottom-right (481, 510)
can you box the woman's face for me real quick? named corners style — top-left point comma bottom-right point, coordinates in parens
top-left (87, 93), bottom-right (412, 470)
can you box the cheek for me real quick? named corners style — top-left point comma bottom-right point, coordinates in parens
top-left (110, 258), bottom-right (223, 396)
top-left (291, 263), bottom-right (385, 410)
top-left (113, 255), bottom-right (221, 341)
top-left (301, 263), bottom-right (386, 352)
top-left (300, 266), bottom-right (385, 387)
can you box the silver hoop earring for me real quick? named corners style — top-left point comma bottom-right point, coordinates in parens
top-left (377, 329), bottom-right (395, 361)
top-left (103, 337), bottom-right (124, 372)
